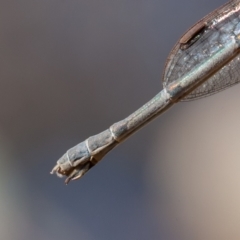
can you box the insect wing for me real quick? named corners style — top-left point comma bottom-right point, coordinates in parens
top-left (163, 0), bottom-right (240, 100)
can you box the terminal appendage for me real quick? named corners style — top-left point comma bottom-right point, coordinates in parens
top-left (51, 129), bottom-right (118, 184)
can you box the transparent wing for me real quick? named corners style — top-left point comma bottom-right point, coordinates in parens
top-left (163, 0), bottom-right (240, 101)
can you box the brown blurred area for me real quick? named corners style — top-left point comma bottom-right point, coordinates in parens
top-left (1, 0), bottom-right (237, 239)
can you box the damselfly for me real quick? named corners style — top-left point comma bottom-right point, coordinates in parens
top-left (51, 0), bottom-right (240, 184)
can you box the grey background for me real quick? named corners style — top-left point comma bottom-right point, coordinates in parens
top-left (1, 0), bottom-right (239, 239)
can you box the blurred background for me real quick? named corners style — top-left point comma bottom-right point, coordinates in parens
top-left (1, 0), bottom-right (239, 239)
